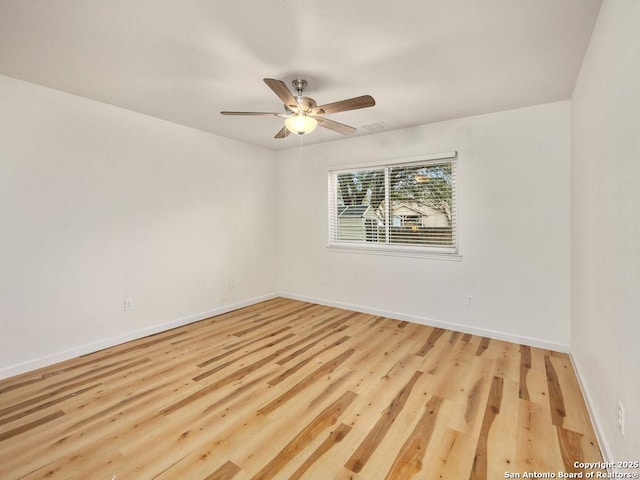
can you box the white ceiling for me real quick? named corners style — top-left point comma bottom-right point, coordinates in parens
top-left (0, 0), bottom-right (602, 151)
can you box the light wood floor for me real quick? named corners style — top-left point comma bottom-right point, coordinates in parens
top-left (0, 298), bottom-right (603, 479)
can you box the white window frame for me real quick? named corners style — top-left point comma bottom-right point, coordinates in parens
top-left (327, 152), bottom-right (460, 260)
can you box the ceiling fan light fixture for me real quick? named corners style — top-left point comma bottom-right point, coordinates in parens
top-left (285, 113), bottom-right (318, 135)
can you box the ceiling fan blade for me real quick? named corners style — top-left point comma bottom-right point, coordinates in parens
top-left (220, 111), bottom-right (285, 117)
top-left (314, 95), bottom-right (375, 115)
top-left (316, 117), bottom-right (357, 136)
top-left (274, 125), bottom-right (290, 139)
top-left (264, 78), bottom-right (300, 110)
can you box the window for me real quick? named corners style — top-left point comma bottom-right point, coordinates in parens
top-left (328, 153), bottom-right (457, 256)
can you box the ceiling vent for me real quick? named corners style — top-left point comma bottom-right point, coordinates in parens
top-left (360, 121), bottom-right (389, 133)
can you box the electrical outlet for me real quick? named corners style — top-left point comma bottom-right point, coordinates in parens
top-left (124, 298), bottom-right (134, 311)
top-left (617, 402), bottom-right (625, 436)
top-left (320, 274), bottom-right (327, 285)
top-left (466, 294), bottom-right (474, 306)
top-left (228, 279), bottom-right (235, 290)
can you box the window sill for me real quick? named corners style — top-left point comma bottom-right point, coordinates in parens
top-left (326, 243), bottom-right (462, 261)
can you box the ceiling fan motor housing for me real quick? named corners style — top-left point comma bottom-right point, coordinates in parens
top-left (293, 96), bottom-right (317, 112)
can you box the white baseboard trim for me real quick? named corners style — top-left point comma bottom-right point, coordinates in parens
top-left (569, 352), bottom-right (613, 467)
top-left (279, 291), bottom-right (570, 353)
top-left (0, 293), bottom-right (278, 381)
top-left (1, 291), bottom-right (569, 380)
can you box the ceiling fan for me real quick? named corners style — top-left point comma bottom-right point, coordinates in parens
top-left (221, 78), bottom-right (375, 139)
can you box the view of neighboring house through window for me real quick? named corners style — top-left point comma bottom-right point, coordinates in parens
top-left (328, 154), bottom-right (457, 255)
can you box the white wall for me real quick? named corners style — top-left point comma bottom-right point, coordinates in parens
top-left (0, 75), bottom-right (277, 378)
top-left (277, 101), bottom-right (571, 349)
top-left (571, 0), bottom-right (640, 462)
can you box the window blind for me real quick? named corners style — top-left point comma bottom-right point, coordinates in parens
top-left (328, 154), bottom-right (457, 255)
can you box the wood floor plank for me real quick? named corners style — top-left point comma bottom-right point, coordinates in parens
top-left (250, 390), bottom-right (357, 480)
top-left (556, 426), bottom-right (586, 474)
top-left (548, 355), bottom-right (597, 436)
top-left (202, 460), bottom-right (242, 480)
top-left (470, 375), bottom-right (504, 480)
top-left (494, 340), bottom-right (522, 384)
top-left (383, 394), bottom-right (443, 479)
top-left (0, 298), bottom-right (603, 480)
top-left (544, 355), bottom-right (567, 427)
top-left (475, 337), bottom-right (491, 356)
top-left (344, 370), bottom-right (423, 473)
top-left (488, 378), bottom-right (523, 479)
top-left (519, 345), bottom-right (532, 400)
top-left (516, 399), bottom-right (563, 472)
top-left (288, 423), bottom-right (352, 480)
top-left (415, 327), bottom-right (446, 357)
top-left (418, 426), bottom-right (474, 480)
top-left (422, 337), bottom-right (486, 402)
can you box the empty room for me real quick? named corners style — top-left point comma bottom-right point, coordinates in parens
top-left (1, 1), bottom-right (638, 479)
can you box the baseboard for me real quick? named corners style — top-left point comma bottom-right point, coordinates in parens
top-left (2, 291), bottom-right (569, 380)
top-left (570, 352), bottom-right (613, 467)
top-left (0, 292), bottom-right (278, 381)
top-left (279, 291), bottom-right (570, 353)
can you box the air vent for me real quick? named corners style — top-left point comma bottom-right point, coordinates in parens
top-left (360, 121), bottom-right (389, 133)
